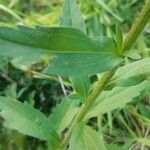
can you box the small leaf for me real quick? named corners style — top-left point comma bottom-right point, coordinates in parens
top-left (70, 76), bottom-right (90, 99)
top-left (138, 102), bottom-right (150, 119)
top-left (60, 0), bottom-right (86, 33)
top-left (0, 96), bottom-right (61, 147)
top-left (69, 122), bottom-right (107, 150)
top-left (110, 58), bottom-right (150, 86)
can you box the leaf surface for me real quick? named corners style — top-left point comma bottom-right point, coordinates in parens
top-left (60, 0), bottom-right (90, 97)
top-left (60, 0), bottom-right (86, 33)
top-left (48, 94), bottom-right (81, 134)
top-left (0, 26), bottom-right (121, 75)
top-left (70, 76), bottom-right (90, 99)
top-left (0, 96), bottom-right (60, 146)
top-left (86, 81), bottom-right (149, 119)
top-left (110, 58), bottom-right (150, 86)
top-left (69, 123), bottom-right (106, 150)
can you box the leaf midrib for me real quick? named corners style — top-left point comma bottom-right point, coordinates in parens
top-left (0, 37), bottom-right (114, 54)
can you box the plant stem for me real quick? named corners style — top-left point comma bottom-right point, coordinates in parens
top-left (62, 0), bottom-right (150, 147)
top-left (62, 68), bottom-right (117, 147)
top-left (28, 70), bottom-right (71, 86)
top-left (121, 0), bottom-right (150, 53)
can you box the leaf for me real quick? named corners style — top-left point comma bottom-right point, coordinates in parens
top-left (70, 76), bottom-right (90, 99)
top-left (138, 102), bottom-right (150, 119)
top-left (0, 26), bottom-right (121, 75)
top-left (115, 24), bottom-right (123, 53)
top-left (60, 0), bottom-right (90, 98)
top-left (60, 0), bottom-right (86, 33)
top-left (0, 96), bottom-right (61, 147)
top-left (43, 52), bottom-right (121, 76)
top-left (86, 81), bottom-right (149, 119)
top-left (69, 123), bottom-right (107, 150)
top-left (48, 94), bottom-right (81, 134)
top-left (109, 58), bottom-right (150, 86)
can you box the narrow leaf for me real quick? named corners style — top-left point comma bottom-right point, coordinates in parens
top-left (60, 0), bottom-right (86, 33)
top-left (110, 58), bottom-right (150, 86)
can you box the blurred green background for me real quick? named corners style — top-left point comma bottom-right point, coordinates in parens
top-left (0, 0), bottom-right (150, 150)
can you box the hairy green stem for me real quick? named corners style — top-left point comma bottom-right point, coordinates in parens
top-left (62, 68), bottom-right (117, 147)
top-left (62, 0), bottom-right (150, 148)
top-left (121, 0), bottom-right (150, 53)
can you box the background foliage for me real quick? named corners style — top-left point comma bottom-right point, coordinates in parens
top-left (0, 0), bottom-right (150, 150)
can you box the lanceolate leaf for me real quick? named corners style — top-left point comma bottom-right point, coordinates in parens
top-left (0, 26), bottom-right (121, 76)
top-left (69, 123), bottom-right (107, 150)
top-left (48, 94), bottom-right (81, 134)
top-left (109, 58), bottom-right (150, 86)
top-left (0, 26), bottom-right (115, 53)
top-left (60, 0), bottom-right (86, 33)
top-left (86, 81), bottom-right (149, 119)
top-left (0, 96), bottom-right (61, 147)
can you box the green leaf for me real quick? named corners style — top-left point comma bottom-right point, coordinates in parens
top-left (86, 81), bottom-right (149, 119)
top-left (60, 0), bottom-right (86, 33)
top-left (109, 58), bottom-right (150, 86)
top-left (60, 0), bottom-right (90, 98)
top-left (0, 26), bottom-right (121, 75)
top-left (48, 94), bottom-right (81, 134)
top-left (43, 52), bottom-right (121, 76)
top-left (0, 96), bottom-right (61, 147)
top-left (115, 24), bottom-right (123, 53)
top-left (69, 123), bottom-right (107, 150)
top-left (70, 76), bottom-right (90, 99)
top-left (138, 102), bottom-right (150, 119)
